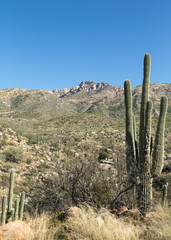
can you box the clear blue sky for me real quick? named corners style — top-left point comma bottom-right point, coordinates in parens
top-left (0, 0), bottom-right (170, 90)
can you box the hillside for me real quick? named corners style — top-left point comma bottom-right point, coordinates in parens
top-left (0, 81), bottom-right (170, 214)
top-left (0, 81), bottom-right (170, 120)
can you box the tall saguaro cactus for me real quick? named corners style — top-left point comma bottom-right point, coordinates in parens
top-left (124, 53), bottom-right (168, 212)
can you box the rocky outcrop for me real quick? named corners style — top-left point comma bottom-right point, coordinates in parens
top-left (67, 206), bottom-right (83, 220)
top-left (53, 80), bottom-right (111, 97)
top-left (0, 221), bottom-right (34, 240)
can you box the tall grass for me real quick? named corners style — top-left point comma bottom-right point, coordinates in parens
top-left (67, 207), bottom-right (141, 240)
top-left (26, 206), bottom-right (171, 240)
top-left (27, 214), bottom-right (60, 240)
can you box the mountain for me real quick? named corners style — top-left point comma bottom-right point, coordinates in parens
top-left (0, 81), bottom-right (170, 121)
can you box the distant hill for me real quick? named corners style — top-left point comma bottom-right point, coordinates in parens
top-left (0, 81), bottom-right (170, 120)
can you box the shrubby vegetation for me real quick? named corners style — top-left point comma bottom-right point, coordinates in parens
top-left (2, 147), bottom-right (24, 163)
top-left (26, 206), bottom-right (171, 240)
top-left (27, 156), bottom-right (119, 213)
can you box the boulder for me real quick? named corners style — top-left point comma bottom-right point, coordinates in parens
top-left (122, 209), bottom-right (143, 220)
top-left (0, 220), bottom-right (34, 240)
top-left (143, 211), bottom-right (161, 224)
top-left (117, 206), bottom-right (128, 215)
top-left (97, 208), bottom-right (110, 217)
top-left (67, 206), bottom-right (82, 219)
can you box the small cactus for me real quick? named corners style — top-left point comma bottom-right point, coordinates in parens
top-left (19, 191), bottom-right (25, 221)
top-left (161, 183), bottom-right (168, 207)
top-left (6, 170), bottom-right (14, 223)
top-left (0, 170), bottom-right (26, 224)
top-left (14, 198), bottom-right (19, 221)
top-left (1, 195), bottom-right (7, 225)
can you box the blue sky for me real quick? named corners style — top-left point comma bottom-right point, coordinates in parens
top-left (0, 0), bottom-right (170, 90)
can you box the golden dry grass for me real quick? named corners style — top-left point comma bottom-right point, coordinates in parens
top-left (26, 214), bottom-right (60, 240)
top-left (141, 205), bottom-right (171, 240)
top-left (67, 207), bottom-right (141, 240)
top-left (26, 206), bottom-right (171, 240)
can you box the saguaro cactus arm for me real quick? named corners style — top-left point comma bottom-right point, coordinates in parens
top-left (139, 53), bottom-right (151, 166)
top-left (152, 96), bottom-right (168, 177)
top-left (124, 80), bottom-right (136, 174)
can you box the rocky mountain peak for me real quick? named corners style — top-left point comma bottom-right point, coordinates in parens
top-left (52, 81), bottom-right (111, 98)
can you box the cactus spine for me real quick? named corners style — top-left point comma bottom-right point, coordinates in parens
top-left (1, 195), bottom-right (7, 225)
top-left (124, 53), bottom-right (168, 212)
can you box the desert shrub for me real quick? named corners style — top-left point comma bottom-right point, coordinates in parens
top-left (1, 174), bottom-right (9, 187)
top-left (27, 157), bottom-right (117, 213)
top-left (3, 147), bottom-right (24, 163)
top-left (3, 161), bottom-right (14, 170)
top-left (0, 154), bottom-right (6, 161)
top-left (98, 150), bottom-right (109, 161)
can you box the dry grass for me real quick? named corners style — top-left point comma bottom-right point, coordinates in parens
top-left (26, 206), bottom-right (171, 240)
top-left (142, 205), bottom-right (171, 240)
top-left (26, 214), bottom-right (60, 240)
top-left (67, 207), bottom-right (141, 240)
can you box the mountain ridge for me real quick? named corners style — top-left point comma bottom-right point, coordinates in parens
top-left (0, 81), bottom-right (170, 120)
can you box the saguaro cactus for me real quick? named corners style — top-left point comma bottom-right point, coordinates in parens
top-left (1, 195), bottom-right (7, 225)
top-left (0, 170), bottom-right (26, 224)
top-left (124, 53), bottom-right (168, 212)
top-left (14, 198), bottom-right (19, 221)
top-left (19, 191), bottom-right (25, 221)
top-left (7, 169), bottom-right (14, 223)
top-left (161, 183), bottom-right (168, 207)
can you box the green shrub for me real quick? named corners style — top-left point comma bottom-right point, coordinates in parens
top-left (3, 147), bottom-right (24, 163)
top-left (28, 157), bottom-right (117, 213)
top-left (98, 150), bottom-right (109, 160)
top-left (3, 162), bottom-right (14, 170)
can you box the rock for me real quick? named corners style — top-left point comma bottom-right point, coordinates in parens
top-left (122, 209), bottom-right (143, 220)
top-left (99, 163), bottom-right (111, 170)
top-left (111, 208), bottom-right (118, 214)
top-left (143, 211), bottom-right (161, 224)
top-left (96, 216), bottom-right (104, 228)
top-left (97, 208), bottom-right (110, 217)
top-left (0, 220), bottom-right (34, 240)
top-left (117, 206), bottom-right (128, 216)
top-left (67, 207), bottom-right (82, 219)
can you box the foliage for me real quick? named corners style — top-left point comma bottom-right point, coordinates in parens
top-left (3, 147), bottom-right (24, 163)
top-left (27, 157), bottom-right (117, 213)
top-left (98, 150), bottom-right (109, 160)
